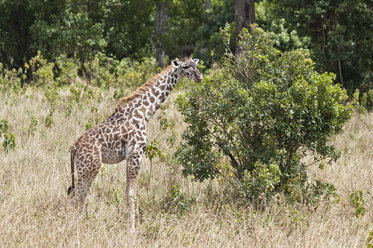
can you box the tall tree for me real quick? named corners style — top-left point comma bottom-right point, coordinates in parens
top-left (155, 1), bottom-right (168, 68)
top-left (234, 0), bottom-right (255, 52)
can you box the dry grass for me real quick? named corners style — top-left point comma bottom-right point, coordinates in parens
top-left (0, 87), bottom-right (372, 247)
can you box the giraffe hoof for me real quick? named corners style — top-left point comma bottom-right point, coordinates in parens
top-left (67, 186), bottom-right (75, 199)
top-left (67, 186), bottom-right (74, 195)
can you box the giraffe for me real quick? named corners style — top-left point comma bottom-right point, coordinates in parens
top-left (67, 47), bottom-right (202, 233)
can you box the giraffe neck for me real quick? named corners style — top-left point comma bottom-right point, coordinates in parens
top-left (115, 65), bottom-right (182, 123)
top-left (142, 67), bottom-right (181, 121)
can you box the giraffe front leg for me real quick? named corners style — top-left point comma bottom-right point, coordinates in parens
top-left (126, 146), bottom-right (145, 234)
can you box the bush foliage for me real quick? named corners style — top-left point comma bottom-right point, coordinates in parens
top-left (176, 25), bottom-right (352, 203)
top-left (0, 119), bottom-right (16, 153)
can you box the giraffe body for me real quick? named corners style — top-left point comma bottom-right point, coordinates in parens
top-left (68, 50), bottom-right (202, 233)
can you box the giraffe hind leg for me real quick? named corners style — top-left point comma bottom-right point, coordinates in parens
top-left (67, 145), bottom-right (77, 197)
top-left (70, 158), bottom-right (102, 206)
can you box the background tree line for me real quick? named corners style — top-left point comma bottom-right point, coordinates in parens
top-left (0, 0), bottom-right (372, 94)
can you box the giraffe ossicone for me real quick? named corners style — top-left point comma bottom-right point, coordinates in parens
top-left (67, 47), bottom-right (202, 233)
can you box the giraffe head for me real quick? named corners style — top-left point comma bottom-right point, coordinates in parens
top-left (171, 46), bottom-right (203, 82)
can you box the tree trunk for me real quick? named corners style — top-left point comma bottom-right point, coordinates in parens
top-left (155, 2), bottom-right (167, 68)
top-left (332, 12), bottom-right (344, 88)
top-left (235, 0), bottom-right (255, 53)
top-left (204, 0), bottom-right (211, 11)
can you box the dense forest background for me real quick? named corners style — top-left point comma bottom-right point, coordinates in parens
top-left (0, 0), bottom-right (372, 94)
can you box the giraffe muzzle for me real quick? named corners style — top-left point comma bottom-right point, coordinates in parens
top-left (196, 74), bottom-right (203, 82)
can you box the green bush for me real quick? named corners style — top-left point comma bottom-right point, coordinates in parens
top-left (0, 49), bottom-right (159, 96)
top-left (0, 63), bottom-right (23, 94)
top-left (0, 119), bottom-right (16, 152)
top-left (78, 53), bottom-right (158, 90)
top-left (240, 161), bottom-right (281, 203)
top-left (115, 57), bottom-right (158, 90)
top-left (176, 25), bottom-right (352, 203)
top-left (25, 51), bottom-right (54, 87)
top-left (352, 89), bottom-right (373, 113)
top-left (350, 190), bottom-right (366, 217)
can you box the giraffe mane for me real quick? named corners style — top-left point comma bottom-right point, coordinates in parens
top-left (115, 64), bottom-right (174, 110)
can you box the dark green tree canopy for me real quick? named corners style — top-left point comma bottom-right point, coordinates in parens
top-left (269, 0), bottom-right (373, 93)
top-left (0, 0), bottom-right (371, 94)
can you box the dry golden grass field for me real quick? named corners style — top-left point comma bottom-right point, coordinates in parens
top-left (0, 86), bottom-right (372, 247)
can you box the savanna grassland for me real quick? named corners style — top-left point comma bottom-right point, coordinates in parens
top-left (0, 81), bottom-right (372, 248)
top-left (0, 0), bottom-right (372, 247)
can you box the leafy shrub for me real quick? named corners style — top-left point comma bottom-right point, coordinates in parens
top-left (0, 119), bottom-right (16, 152)
top-left (162, 184), bottom-right (196, 214)
top-left (352, 89), bottom-right (373, 113)
top-left (368, 229), bottom-right (373, 248)
top-left (176, 25), bottom-right (352, 204)
top-left (350, 190), bottom-right (366, 217)
top-left (116, 57), bottom-right (158, 89)
top-left (1, 50), bottom-right (159, 99)
top-left (240, 161), bottom-right (281, 203)
top-left (25, 51), bottom-right (54, 87)
top-left (54, 54), bottom-right (79, 86)
top-left (0, 63), bottom-right (24, 94)
top-left (84, 52), bottom-right (119, 88)
top-left (73, 53), bottom-right (158, 90)
top-left (43, 86), bottom-right (60, 128)
top-left (26, 116), bottom-right (38, 136)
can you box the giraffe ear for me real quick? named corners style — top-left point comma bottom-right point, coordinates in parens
top-left (193, 59), bottom-right (199, 65)
top-left (171, 60), bottom-right (180, 68)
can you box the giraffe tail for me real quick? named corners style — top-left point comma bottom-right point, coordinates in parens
top-left (67, 146), bottom-right (76, 195)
